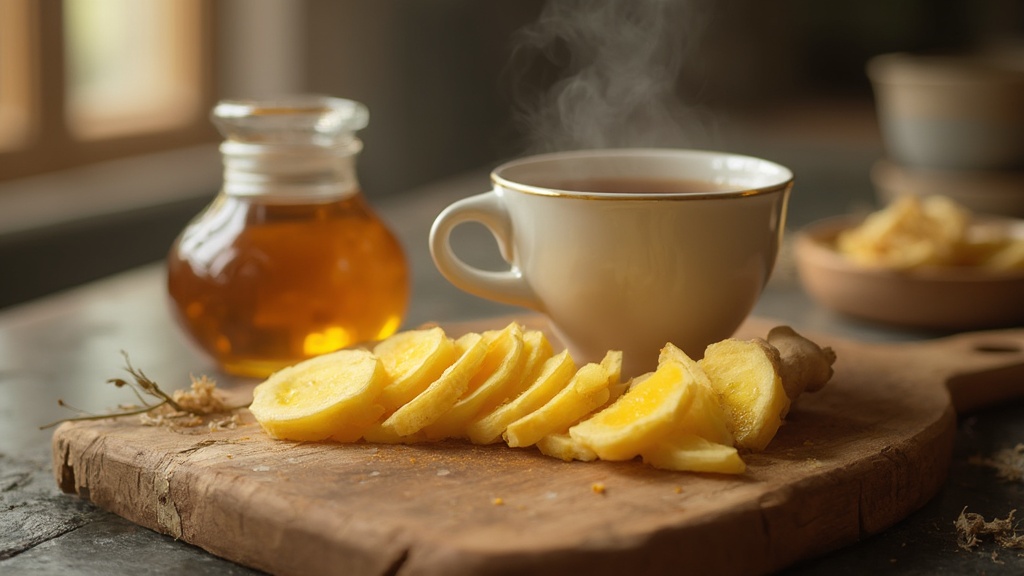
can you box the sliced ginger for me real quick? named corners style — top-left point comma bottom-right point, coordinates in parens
top-left (248, 321), bottom-right (835, 475)
top-left (659, 343), bottom-right (734, 446)
top-left (465, 349), bottom-right (576, 445)
top-left (570, 343), bottom-right (735, 469)
top-left (517, 330), bottom-right (556, 393)
top-left (503, 351), bottom-right (621, 448)
top-left (380, 332), bottom-right (486, 437)
top-left (422, 323), bottom-right (526, 440)
top-left (837, 195), bottom-right (1024, 270)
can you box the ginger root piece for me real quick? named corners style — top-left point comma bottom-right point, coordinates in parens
top-left (700, 327), bottom-right (836, 452)
top-left (766, 325), bottom-right (837, 402)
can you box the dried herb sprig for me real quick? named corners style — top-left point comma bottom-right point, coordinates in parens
top-left (40, 352), bottom-right (199, 429)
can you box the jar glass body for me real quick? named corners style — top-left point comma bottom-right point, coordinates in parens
top-left (167, 96), bottom-right (409, 377)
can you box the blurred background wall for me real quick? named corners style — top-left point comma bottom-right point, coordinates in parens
top-left (0, 0), bottom-right (1021, 309)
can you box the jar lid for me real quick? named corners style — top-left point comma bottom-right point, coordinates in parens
top-left (212, 95), bottom-right (369, 147)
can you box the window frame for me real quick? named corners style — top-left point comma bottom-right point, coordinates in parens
top-left (0, 0), bottom-right (219, 182)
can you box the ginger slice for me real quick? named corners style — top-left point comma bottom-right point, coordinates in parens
top-left (641, 434), bottom-right (746, 474)
top-left (374, 327), bottom-right (458, 411)
top-left (569, 359), bottom-right (694, 461)
top-left (516, 330), bottom-right (557, 396)
top-left (536, 433), bottom-right (598, 462)
top-left (699, 338), bottom-right (788, 452)
top-left (249, 348), bottom-right (386, 442)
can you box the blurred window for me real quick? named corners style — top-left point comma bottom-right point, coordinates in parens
top-left (0, 0), bottom-right (216, 181)
top-left (0, 0), bottom-right (34, 152)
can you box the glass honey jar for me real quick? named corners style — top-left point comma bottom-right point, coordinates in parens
top-left (167, 96), bottom-right (409, 377)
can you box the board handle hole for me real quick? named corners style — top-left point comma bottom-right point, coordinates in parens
top-left (973, 341), bottom-right (1022, 354)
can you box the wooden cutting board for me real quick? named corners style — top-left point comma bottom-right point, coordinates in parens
top-left (51, 317), bottom-right (1024, 576)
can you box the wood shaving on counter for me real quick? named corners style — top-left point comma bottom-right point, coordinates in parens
top-left (969, 444), bottom-right (1024, 482)
top-left (954, 507), bottom-right (1024, 551)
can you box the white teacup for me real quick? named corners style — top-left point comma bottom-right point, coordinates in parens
top-left (429, 148), bottom-right (793, 377)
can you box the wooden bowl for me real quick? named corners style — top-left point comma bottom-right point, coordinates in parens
top-left (794, 215), bottom-right (1024, 330)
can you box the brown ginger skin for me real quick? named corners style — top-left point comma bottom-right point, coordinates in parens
top-left (766, 325), bottom-right (837, 401)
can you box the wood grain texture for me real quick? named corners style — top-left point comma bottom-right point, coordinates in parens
top-left (50, 318), bottom-right (1024, 576)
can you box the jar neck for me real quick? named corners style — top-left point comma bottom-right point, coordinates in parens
top-left (220, 139), bottom-right (363, 202)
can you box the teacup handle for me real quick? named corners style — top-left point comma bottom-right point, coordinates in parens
top-left (429, 191), bottom-right (542, 310)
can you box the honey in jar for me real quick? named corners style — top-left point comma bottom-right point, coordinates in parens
top-left (167, 96), bottom-right (409, 377)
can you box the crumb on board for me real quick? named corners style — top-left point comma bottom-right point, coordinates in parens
top-left (492, 497), bottom-right (504, 506)
top-left (591, 482), bottom-right (606, 495)
top-left (673, 486), bottom-right (683, 494)
top-left (209, 413), bottom-right (241, 431)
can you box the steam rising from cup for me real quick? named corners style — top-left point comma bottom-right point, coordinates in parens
top-left (510, 0), bottom-right (713, 153)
